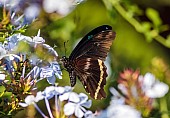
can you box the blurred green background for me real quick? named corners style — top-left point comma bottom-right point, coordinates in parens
top-left (16, 0), bottom-right (170, 116)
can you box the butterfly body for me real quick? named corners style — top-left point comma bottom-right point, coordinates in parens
top-left (61, 25), bottom-right (116, 99)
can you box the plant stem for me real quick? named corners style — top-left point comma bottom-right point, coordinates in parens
top-left (105, 0), bottom-right (170, 48)
top-left (160, 97), bottom-right (169, 118)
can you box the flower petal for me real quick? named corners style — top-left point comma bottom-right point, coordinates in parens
top-left (81, 100), bottom-right (92, 108)
top-left (0, 72), bottom-right (5, 82)
top-left (19, 103), bottom-right (28, 107)
top-left (59, 92), bottom-right (70, 101)
top-left (43, 86), bottom-right (55, 99)
top-left (69, 92), bottom-right (80, 103)
top-left (64, 102), bottom-right (76, 116)
top-left (75, 105), bottom-right (85, 118)
top-left (25, 95), bottom-right (35, 105)
top-left (79, 93), bottom-right (88, 104)
top-left (84, 110), bottom-right (94, 118)
top-left (145, 82), bottom-right (169, 98)
top-left (35, 91), bottom-right (44, 102)
top-left (47, 75), bottom-right (56, 85)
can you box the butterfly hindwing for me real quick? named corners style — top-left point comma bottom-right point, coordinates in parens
top-left (74, 57), bottom-right (107, 99)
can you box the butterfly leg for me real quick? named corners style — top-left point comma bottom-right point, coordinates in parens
top-left (69, 71), bottom-right (76, 87)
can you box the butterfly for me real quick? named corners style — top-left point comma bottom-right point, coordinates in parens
top-left (61, 25), bottom-right (116, 99)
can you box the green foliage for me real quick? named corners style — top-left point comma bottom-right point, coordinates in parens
top-left (146, 8), bottom-right (162, 28)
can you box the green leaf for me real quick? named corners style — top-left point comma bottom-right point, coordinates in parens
top-left (141, 22), bottom-right (152, 32)
top-left (146, 8), bottom-right (162, 28)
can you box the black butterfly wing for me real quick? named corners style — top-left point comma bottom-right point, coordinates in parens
top-left (69, 25), bottom-right (116, 99)
top-left (74, 57), bottom-right (107, 99)
top-left (69, 25), bottom-right (115, 61)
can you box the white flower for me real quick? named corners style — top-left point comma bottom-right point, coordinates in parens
top-left (139, 73), bottom-right (169, 98)
top-left (19, 91), bottom-right (44, 107)
top-left (43, 0), bottom-right (71, 15)
top-left (107, 104), bottom-right (141, 118)
top-left (43, 0), bottom-right (84, 15)
top-left (0, 71), bottom-right (5, 82)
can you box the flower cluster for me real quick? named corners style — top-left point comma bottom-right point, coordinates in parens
top-left (19, 85), bottom-right (93, 118)
top-left (96, 69), bottom-right (169, 118)
top-left (0, 31), bottom-right (62, 116)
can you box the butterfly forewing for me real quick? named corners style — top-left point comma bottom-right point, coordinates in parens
top-left (69, 25), bottom-right (115, 61)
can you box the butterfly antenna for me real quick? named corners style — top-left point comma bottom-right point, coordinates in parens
top-left (64, 42), bottom-right (66, 56)
top-left (64, 40), bottom-right (69, 56)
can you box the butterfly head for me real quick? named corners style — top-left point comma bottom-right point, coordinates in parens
top-left (61, 56), bottom-right (73, 71)
top-left (61, 56), bottom-right (68, 65)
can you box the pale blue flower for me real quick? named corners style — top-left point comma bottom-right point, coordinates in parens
top-left (1, 31), bottom-right (62, 84)
top-left (40, 66), bottom-right (55, 84)
top-left (25, 61), bottom-right (62, 85)
top-left (42, 85), bottom-right (73, 117)
top-left (64, 93), bottom-right (92, 118)
top-left (50, 62), bottom-right (62, 79)
top-left (19, 86), bottom-right (92, 118)
top-left (24, 4), bottom-right (40, 24)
